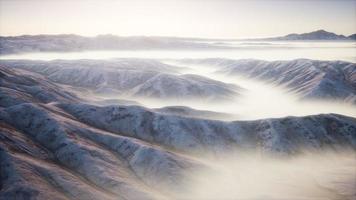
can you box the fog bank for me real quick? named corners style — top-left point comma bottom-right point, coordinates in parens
top-left (175, 151), bottom-right (356, 200)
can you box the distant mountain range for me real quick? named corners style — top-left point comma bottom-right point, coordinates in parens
top-left (0, 34), bottom-right (227, 54)
top-left (0, 30), bottom-right (355, 54)
top-left (262, 29), bottom-right (356, 41)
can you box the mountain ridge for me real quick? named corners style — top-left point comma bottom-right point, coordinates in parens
top-left (1, 61), bottom-right (356, 200)
top-left (1, 30), bottom-right (355, 54)
top-left (261, 29), bottom-right (355, 41)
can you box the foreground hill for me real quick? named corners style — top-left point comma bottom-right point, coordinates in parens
top-left (0, 65), bottom-right (78, 107)
top-left (1, 65), bottom-right (356, 199)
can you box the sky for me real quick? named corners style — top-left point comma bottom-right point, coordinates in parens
top-left (0, 0), bottom-right (355, 39)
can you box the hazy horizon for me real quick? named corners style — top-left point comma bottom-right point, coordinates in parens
top-left (0, 29), bottom-right (355, 40)
top-left (1, 0), bottom-right (355, 39)
top-left (1, 1), bottom-right (356, 200)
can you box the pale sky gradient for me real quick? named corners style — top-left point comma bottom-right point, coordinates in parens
top-left (0, 0), bottom-right (355, 39)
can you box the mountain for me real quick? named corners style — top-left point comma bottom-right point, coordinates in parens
top-left (180, 58), bottom-right (356, 103)
top-left (1, 65), bottom-right (355, 155)
top-left (0, 66), bottom-right (202, 199)
top-left (348, 34), bottom-right (356, 40)
top-left (0, 34), bottom-right (229, 55)
top-left (1, 31), bottom-right (354, 54)
top-left (0, 65), bottom-right (78, 107)
top-left (130, 73), bottom-right (239, 100)
top-left (262, 30), bottom-right (355, 41)
top-left (153, 106), bottom-right (233, 120)
top-left (1, 64), bottom-right (356, 199)
top-left (0, 59), bottom-right (241, 101)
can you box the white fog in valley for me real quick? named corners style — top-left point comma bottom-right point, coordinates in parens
top-left (1, 41), bottom-right (355, 120)
top-left (1, 0), bottom-right (356, 199)
top-left (176, 151), bottom-right (356, 200)
top-left (111, 60), bottom-right (356, 120)
top-left (1, 41), bottom-right (355, 62)
top-left (158, 60), bottom-right (356, 120)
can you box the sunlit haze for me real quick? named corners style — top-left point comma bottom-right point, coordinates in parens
top-left (0, 1), bottom-right (356, 200)
top-left (0, 0), bottom-right (355, 38)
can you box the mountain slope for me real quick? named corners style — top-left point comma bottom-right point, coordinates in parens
top-left (180, 58), bottom-right (356, 103)
top-left (60, 103), bottom-right (356, 154)
top-left (1, 65), bottom-right (356, 200)
top-left (0, 67), bottom-right (200, 199)
top-left (348, 34), bottom-right (356, 40)
top-left (0, 65), bottom-right (78, 107)
top-left (0, 59), bottom-right (241, 101)
top-left (262, 30), bottom-right (354, 40)
top-left (153, 106), bottom-right (232, 120)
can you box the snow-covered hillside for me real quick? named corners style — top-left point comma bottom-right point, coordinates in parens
top-left (0, 59), bottom-right (240, 101)
top-left (180, 58), bottom-right (356, 103)
top-left (0, 65), bottom-right (78, 107)
top-left (1, 61), bottom-right (355, 200)
top-left (153, 106), bottom-right (232, 120)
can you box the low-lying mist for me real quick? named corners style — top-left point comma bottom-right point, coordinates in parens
top-left (115, 94), bottom-right (356, 121)
top-left (1, 49), bottom-right (355, 120)
top-left (1, 51), bottom-right (355, 200)
top-left (1, 41), bottom-right (355, 62)
top-left (97, 60), bottom-right (355, 121)
top-left (171, 151), bottom-right (356, 200)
